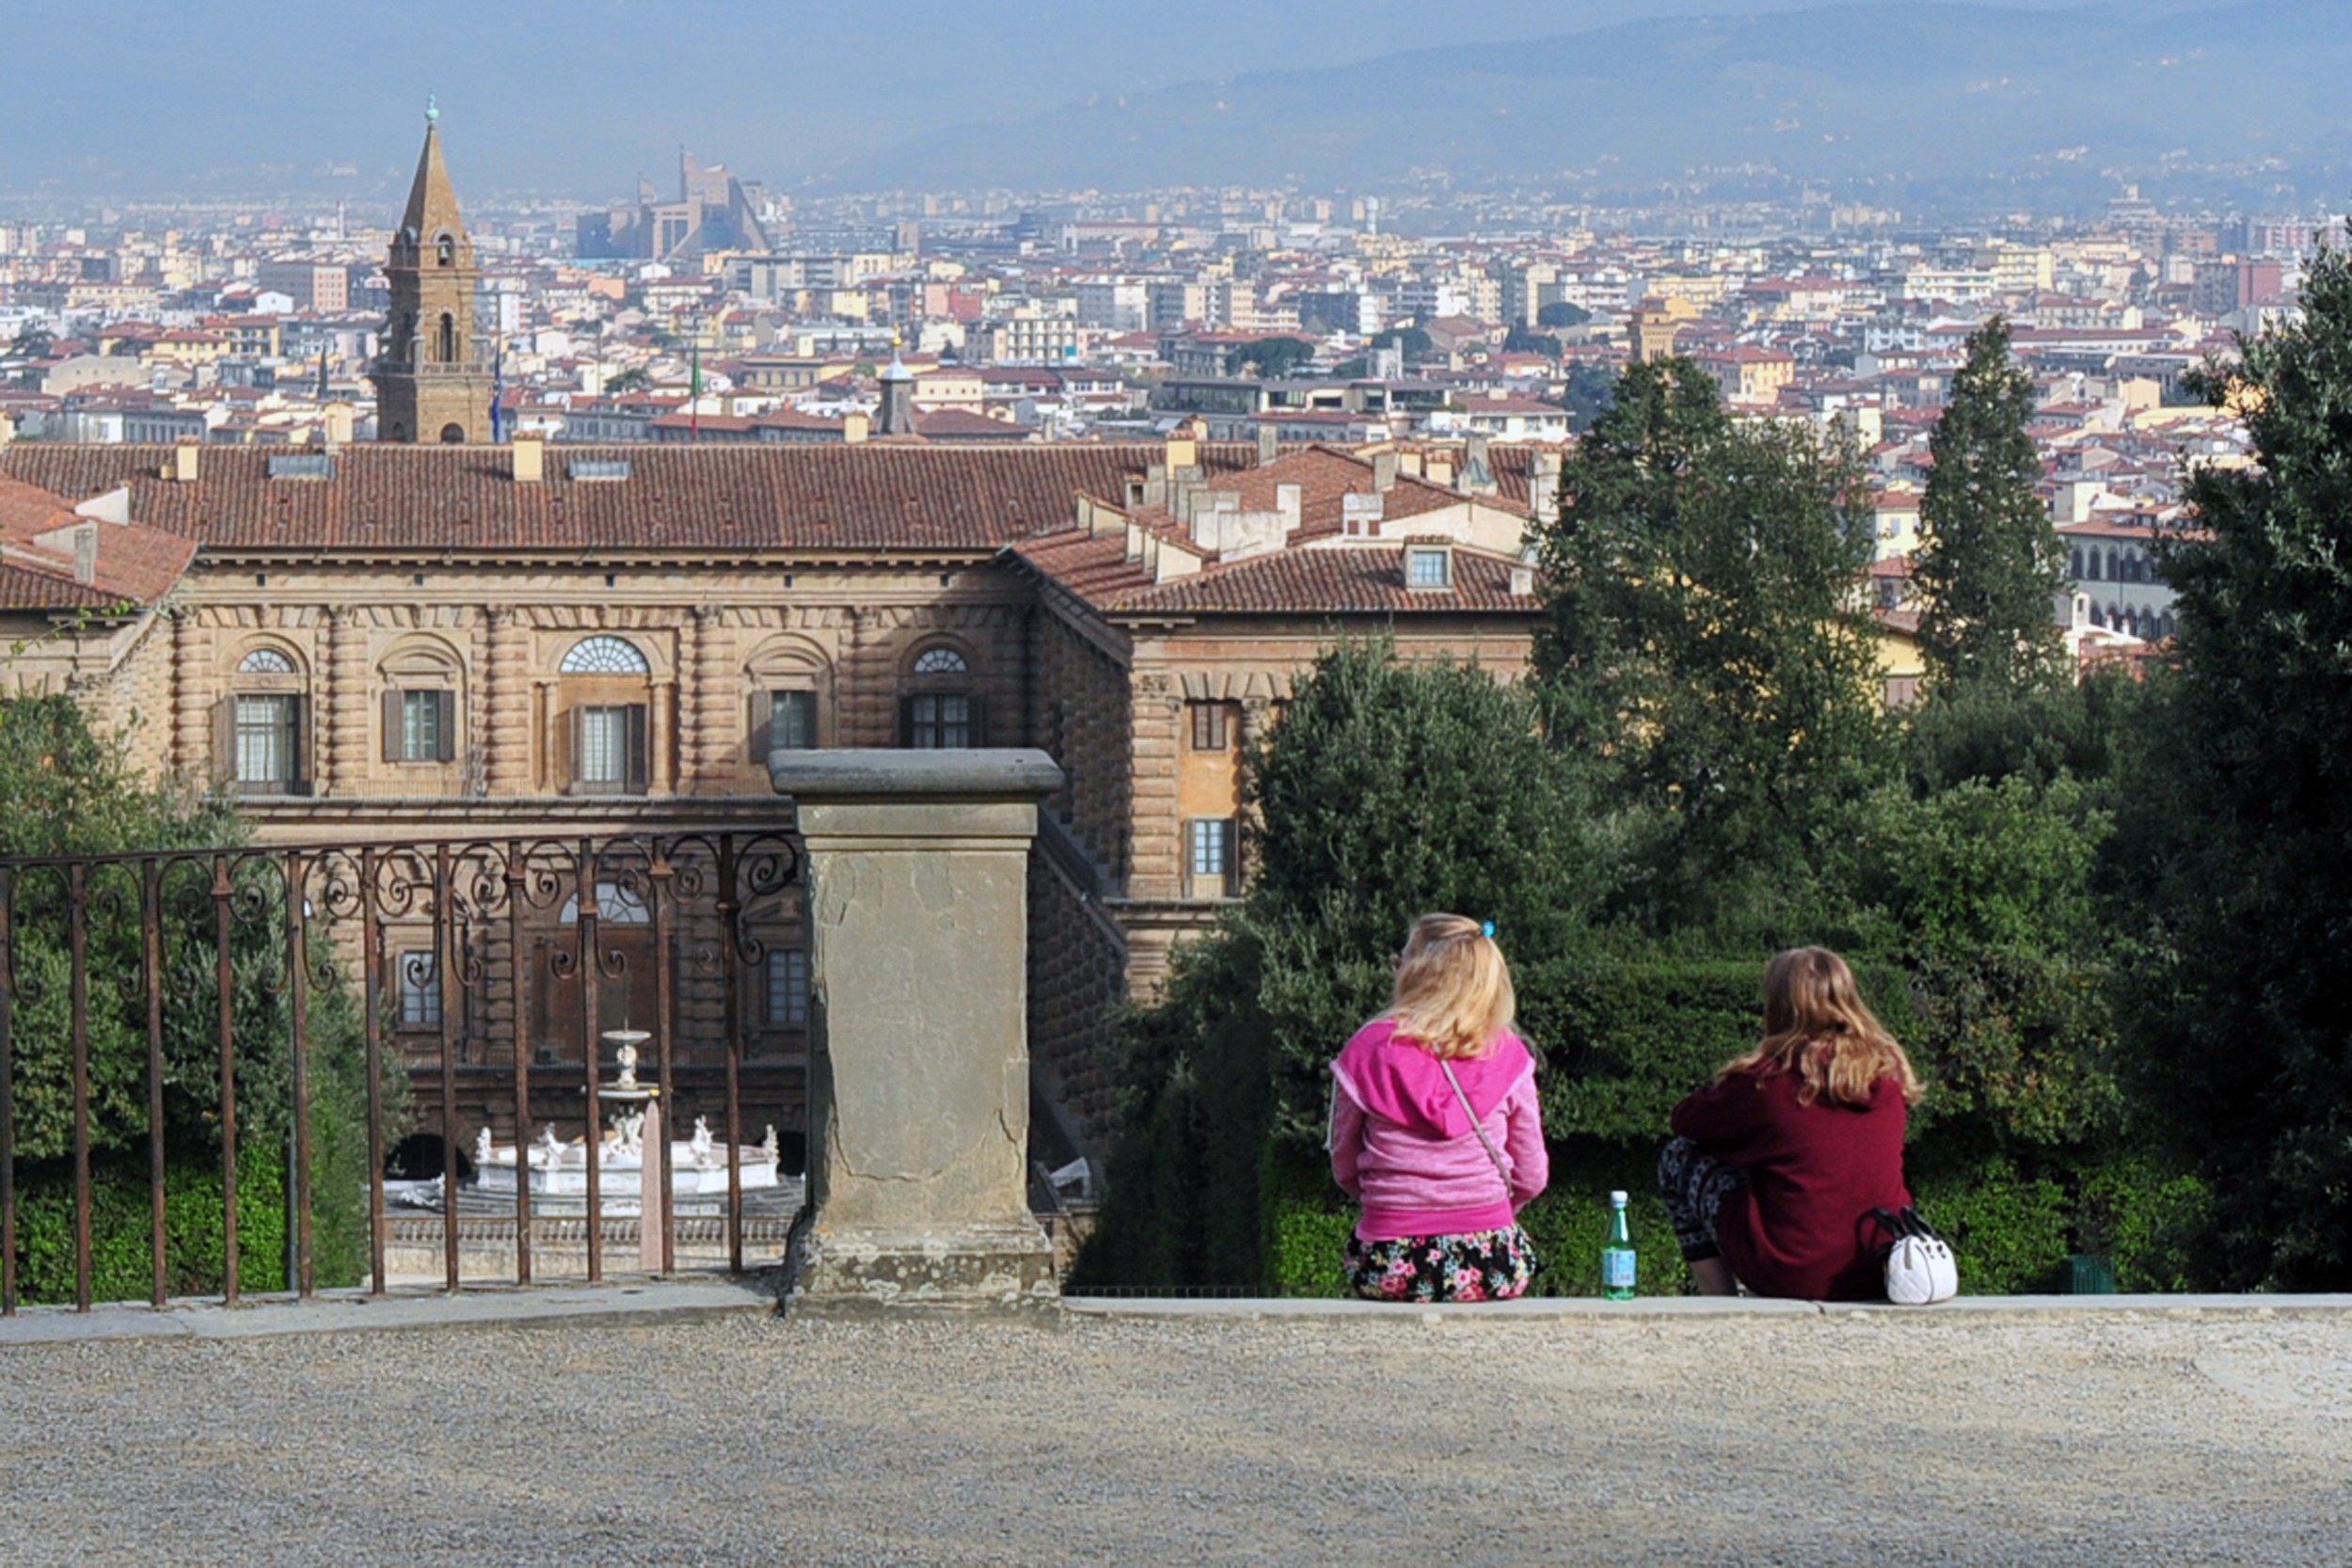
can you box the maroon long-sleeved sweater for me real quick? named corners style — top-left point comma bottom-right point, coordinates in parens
top-left (1670, 1067), bottom-right (1913, 1302)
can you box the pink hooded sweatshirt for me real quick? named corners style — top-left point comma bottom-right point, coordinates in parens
top-left (1328, 1020), bottom-right (1549, 1242)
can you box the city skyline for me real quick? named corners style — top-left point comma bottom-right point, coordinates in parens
top-left (1, 0), bottom-right (2322, 217)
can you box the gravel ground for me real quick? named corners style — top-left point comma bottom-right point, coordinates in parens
top-left (2, 1310), bottom-right (2346, 1566)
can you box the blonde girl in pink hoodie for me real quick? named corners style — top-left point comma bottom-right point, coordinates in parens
top-left (1328, 914), bottom-right (1549, 1302)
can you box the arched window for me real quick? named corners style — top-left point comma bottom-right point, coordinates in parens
top-left (437, 312), bottom-right (456, 363)
top-left (2085, 549), bottom-right (2102, 582)
top-left (2158, 611), bottom-right (2176, 640)
top-left (223, 645), bottom-right (308, 794)
top-left (2070, 546), bottom-right (2084, 578)
top-left (901, 641), bottom-right (979, 749)
top-left (438, 423), bottom-right (467, 444)
top-left (561, 636), bottom-right (651, 674)
top-left (436, 234), bottom-right (454, 267)
top-left (2087, 602), bottom-right (2104, 628)
top-left (2106, 549), bottom-right (2120, 582)
top-left (381, 641), bottom-right (462, 766)
top-left (746, 637), bottom-right (834, 760)
top-left (558, 881), bottom-right (650, 926)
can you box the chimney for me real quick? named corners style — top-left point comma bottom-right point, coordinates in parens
top-left (511, 434), bottom-right (545, 483)
top-left (323, 401), bottom-right (355, 448)
top-left (1276, 483), bottom-right (1302, 534)
top-left (1397, 451), bottom-right (1422, 480)
top-left (1256, 422), bottom-right (1279, 466)
top-left (0, 410), bottom-right (14, 448)
top-left (1166, 432), bottom-right (1199, 475)
top-left (842, 409), bottom-right (870, 445)
top-left (1427, 456), bottom-right (1454, 487)
top-left (170, 440), bottom-right (199, 483)
top-left (1372, 451), bottom-right (1397, 492)
top-left (72, 522), bottom-right (98, 586)
top-left (1530, 450), bottom-right (1562, 519)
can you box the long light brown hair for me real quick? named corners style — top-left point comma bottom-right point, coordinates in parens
top-left (1384, 913), bottom-right (1515, 1060)
top-left (1717, 947), bottom-right (1924, 1108)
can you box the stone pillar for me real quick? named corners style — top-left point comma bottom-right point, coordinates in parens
top-left (771, 749), bottom-right (1065, 1313)
top-left (324, 607), bottom-right (369, 797)
top-left (169, 610), bottom-right (211, 780)
top-left (1125, 673), bottom-right (1184, 900)
top-left (649, 680), bottom-right (675, 794)
top-left (485, 609), bottom-right (532, 796)
top-left (686, 605), bottom-right (730, 792)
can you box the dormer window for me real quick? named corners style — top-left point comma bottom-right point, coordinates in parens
top-left (1406, 546), bottom-right (1453, 591)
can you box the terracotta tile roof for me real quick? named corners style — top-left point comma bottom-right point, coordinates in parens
top-left (1012, 525), bottom-right (1540, 617)
top-left (1105, 545), bottom-right (1540, 615)
top-left (0, 473), bottom-right (195, 610)
top-left (0, 443), bottom-right (1265, 556)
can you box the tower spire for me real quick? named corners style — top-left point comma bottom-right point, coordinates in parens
top-left (373, 106), bottom-right (491, 443)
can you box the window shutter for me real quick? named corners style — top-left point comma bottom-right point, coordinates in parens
top-left (435, 689), bottom-right (455, 763)
top-left (292, 696), bottom-right (314, 796)
top-left (383, 689), bottom-right (404, 763)
top-left (966, 693), bottom-right (987, 748)
top-left (898, 694), bottom-right (915, 748)
top-left (749, 690), bottom-right (772, 762)
top-left (567, 704), bottom-right (584, 795)
top-left (211, 697), bottom-right (235, 785)
top-left (626, 704), bottom-right (650, 793)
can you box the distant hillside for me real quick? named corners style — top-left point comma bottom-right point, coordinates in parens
top-left (832, 1), bottom-right (2352, 204)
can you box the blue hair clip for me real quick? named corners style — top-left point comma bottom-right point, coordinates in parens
top-left (1482, 921), bottom-right (1496, 940)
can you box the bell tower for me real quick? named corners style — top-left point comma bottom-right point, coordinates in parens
top-left (373, 99), bottom-right (494, 444)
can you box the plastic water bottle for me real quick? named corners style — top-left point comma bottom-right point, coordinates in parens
top-left (1603, 1190), bottom-right (1637, 1300)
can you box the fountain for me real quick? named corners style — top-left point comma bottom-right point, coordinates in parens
top-left (461, 1029), bottom-right (791, 1214)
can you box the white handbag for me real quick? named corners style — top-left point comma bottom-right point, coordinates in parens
top-left (1876, 1206), bottom-right (1960, 1305)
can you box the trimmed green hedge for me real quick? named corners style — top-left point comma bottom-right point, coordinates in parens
top-left (12, 1151), bottom-right (300, 1304)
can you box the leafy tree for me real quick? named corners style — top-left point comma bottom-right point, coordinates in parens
top-left (2123, 247), bottom-right (2352, 1287)
top-left (1538, 300), bottom-right (1593, 329)
top-left (1079, 641), bottom-right (1590, 1288)
top-left (0, 696), bottom-right (397, 1299)
top-left (1372, 326), bottom-right (1434, 359)
top-left (1559, 362), bottom-right (1617, 433)
top-left (1912, 317), bottom-right (2070, 692)
top-left (8, 325), bottom-right (56, 360)
top-left (1223, 337), bottom-right (1315, 378)
top-left (1531, 357), bottom-right (1890, 928)
top-left (1502, 324), bottom-right (1564, 359)
top-left (603, 366), bottom-right (652, 394)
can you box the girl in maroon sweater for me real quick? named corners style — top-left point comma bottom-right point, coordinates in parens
top-left (1661, 947), bottom-right (1923, 1301)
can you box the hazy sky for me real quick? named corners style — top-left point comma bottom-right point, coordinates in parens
top-left (0, 0), bottom-right (2240, 198)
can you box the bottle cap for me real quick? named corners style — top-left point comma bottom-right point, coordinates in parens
top-left (1610, 1189), bottom-right (1628, 1205)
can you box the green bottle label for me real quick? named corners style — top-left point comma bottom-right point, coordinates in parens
top-left (1603, 1248), bottom-right (1636, 1291)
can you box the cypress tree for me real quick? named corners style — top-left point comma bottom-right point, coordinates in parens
top-left (2126, 247), bottom-right (2352, 1287)
top-left (1913, 317), bottom-right (2070, 692)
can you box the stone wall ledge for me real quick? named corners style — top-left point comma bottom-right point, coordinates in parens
top-left (1064, 1292), bottom-right (2352, 1322)
top-left (770, 747), bottom-right (1065, 802)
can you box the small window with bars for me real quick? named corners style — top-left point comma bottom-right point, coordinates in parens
top-left (397, 949), bottom-right (441, 1029)
top-left (901, 692), bottom-right (977, 749)
top-left (1188, 702), bottom-right (1231, 752)
top-left (1187, 817), bottom-right (1237, 895)
top-left (764, 948), bottom-right (810, 1029)
top-left (753, 689), bottom-right (819, 758)
top-left (571, 704), bottom-right (649, 793)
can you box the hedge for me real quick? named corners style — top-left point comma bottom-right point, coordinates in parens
top-left (10, 1150), bottom-right (305, 1304)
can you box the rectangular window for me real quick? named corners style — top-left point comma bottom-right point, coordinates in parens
top-left (397, 949), bottom-right (441, 1029)
top-left (1189, 702), bottom-right (1230, 752)
top-left (579, 705), bottom-right (628, 785)
top-left (1406, 547), bottom-right (1453, 589)
top-left (235, 695), bottom-right (294, 790)
top-left (765, 948), bottom-right (810, 1029)
top-left (401, 689), bottom-right (443, 762)
top-left (1187, 817), bottom-right (1236, 894)
top-left (908, 693), bottom-right (972, 749)
top-left (572, 704), bottom-right (646, 793)
top-left (772, 689), bottom-right (818, 751)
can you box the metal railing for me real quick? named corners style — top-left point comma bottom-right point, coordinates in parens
top-left (0, 830), bottom-right (803, 1314)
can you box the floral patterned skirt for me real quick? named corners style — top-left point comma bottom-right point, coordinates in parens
top-left (1343, 1225), bottom-right (1539, 1303)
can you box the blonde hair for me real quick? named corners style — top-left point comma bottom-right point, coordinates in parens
top-left (1718, 947), bottom-right (1924, 1108)
top-left (1384, 913), bottom-right (1516, 1060)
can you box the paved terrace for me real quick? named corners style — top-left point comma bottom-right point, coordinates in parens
top-left (3, 1286), bottom-right (2347, 1566)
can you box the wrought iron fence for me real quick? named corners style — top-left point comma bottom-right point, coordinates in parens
top-left (0, 830), bottom-right (803, 1314)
